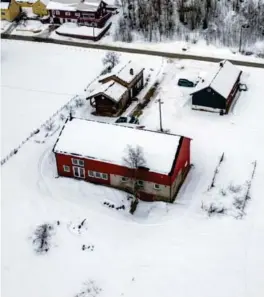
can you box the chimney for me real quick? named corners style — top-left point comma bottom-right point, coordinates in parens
top-left (130, 68), bottom-right (134, 75)
top-left (219, 62), bottom-right (223, 67)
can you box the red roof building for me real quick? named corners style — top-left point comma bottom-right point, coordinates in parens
top-left (53, 118), bottom-right (192, 202)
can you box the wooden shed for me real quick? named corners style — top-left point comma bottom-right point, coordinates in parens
top-left (191, 60), bottom-right (242, 114)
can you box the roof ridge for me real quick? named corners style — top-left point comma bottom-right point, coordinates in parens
top-left (209, 60), bottom-right (226, 87)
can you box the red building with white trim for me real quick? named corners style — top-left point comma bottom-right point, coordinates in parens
top-left (47, 0), bottom-right (111, 28)
top-left (53, 118), bottom-right (192, 202)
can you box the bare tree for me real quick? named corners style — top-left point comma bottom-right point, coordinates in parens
top-left (123, 145), bottom-right (146, 202)
top-left (33, 223), bottom-right (54, 254)
top-left (102, 52), bottom-right (120, 70)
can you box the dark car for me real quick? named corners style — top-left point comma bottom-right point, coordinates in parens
top-left (115, 117), bottom-right (127, 123)
top-left (115, 116), bottom-right (139, 125)
top-left (178, 78), bottom-right (196, 87)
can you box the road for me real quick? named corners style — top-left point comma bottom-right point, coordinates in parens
top-left (1, 33), bottom-right (264, 69)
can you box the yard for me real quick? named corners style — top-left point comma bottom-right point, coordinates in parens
top-left (0, 40), bottom-right (162, 159)
top-left (1, 41), bottom-right (264, 297)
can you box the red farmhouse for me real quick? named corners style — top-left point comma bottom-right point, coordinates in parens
top-left (53, 118), bottom-right (192, 202)
top-left (46, 0), bottom-right (111, 28)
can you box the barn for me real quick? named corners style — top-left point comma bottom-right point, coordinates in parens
top-left (191, 60), bottom-right (242, 114)
top-left (86, 61), bottom-right (144, 116)
top-left (53, 118), bottom-right (192, 202)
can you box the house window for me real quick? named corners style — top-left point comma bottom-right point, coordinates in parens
top-left (95, 172), bottom-right (101, 178)
top-left (75, 13), bottom-right (80, 17)
top-left (56, 10), bottom-right (60, 15)
top-left (102, 173), bottom-right (108, 180)
top-left (65, 12), bottom-right (71, 16)
top-left (88, 170), bottom-right (94, 177)
top-left (63, 165), bottom-right (70, 172)
top-left (136, 180), bottom-right (144, 188)
top-left (1, 11), bottom-right (5, 15)
top-left (154, 184), bottom-right (160, 190)
top-left (121, 177), bottom-right (129, 182)
top-left (72, 158), bottom-right (84, 167)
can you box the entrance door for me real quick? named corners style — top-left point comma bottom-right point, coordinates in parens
top-left (73, 166), bottom-right (85, 178)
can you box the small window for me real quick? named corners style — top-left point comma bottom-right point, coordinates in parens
top-left (1, 11), bottom-right (5, 15)
top-left (72, 158), bottom-right (84, 167)
top-left (63, 165), bottom-right (70, 172)
top-left (65, 12), bottom-right (71, 16)
top-left (154, 184), bottom-right (160, 190)
top-left (102, 173), bottom-right (108, 180)
top-left (136, 180), bottom-right (144, 187)
top-left (95, 172), bottom-right (101, 178)
top-left (75, 13), bottom-right (80, 17)
top-left (56, 10), bottom-right (60, 15)
top-left (88, 170), bottom-right (94, 177)
top-left (121, 177), bottom-right (129, 182)
top-left (207, 88), bottom-right (211, 92)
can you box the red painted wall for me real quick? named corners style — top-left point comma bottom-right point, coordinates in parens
top-left (55, 152), bottom-right (171, 185)
top-left (170, 137), bottom-right (191, 184)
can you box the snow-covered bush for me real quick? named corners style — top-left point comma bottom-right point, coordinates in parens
top-left (102, 52), bottom-right (120, 70)
top-left (75, 98), bottom-right (85, 108)
top-left (74, 280), bottom-right (102, 297)
top-left (44, 120), bottom-right (55, 132)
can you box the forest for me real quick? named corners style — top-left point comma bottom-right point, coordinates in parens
top-left (114, 0), bottom-right (264, 55)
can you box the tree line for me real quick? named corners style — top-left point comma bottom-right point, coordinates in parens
top-left (114, 0), bottom-right (264, 55)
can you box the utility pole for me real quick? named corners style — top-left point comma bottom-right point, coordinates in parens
top-left (156, 98), bottom-right (164, 132)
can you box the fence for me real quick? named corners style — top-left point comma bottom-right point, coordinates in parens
top-left (1, 95), bottom-right (80, 166)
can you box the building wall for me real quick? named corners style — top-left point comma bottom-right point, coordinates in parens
top-left (226, 74), bottom-right (241, 112)
top-left (110, 174), bottom-right (171, 200)
top-left (55, 151), bottom-right (173, 201)
top-left (32, 0), bottom-right (48, 16)
top-left (94, 94), bottom-right (117, 115)
top-left (170, 137), bottom-right (191, 200)
top-left (1, 0), bottom-right (20, 21)
top-left (192, 87), bottom-right (226, 110)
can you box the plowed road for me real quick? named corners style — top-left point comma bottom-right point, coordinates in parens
top-left (2, 33), bottom-right (264, 69)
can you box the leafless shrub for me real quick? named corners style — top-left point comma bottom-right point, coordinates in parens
top-left (44, 121), bottom-right (55, 132)
top-left (228, 183), bottom-right (242, 193)
top-left (74, 280), bottom-right (102, 297)
top-left (220, 188), bottom-right (227, 196)
top-left (75, 98), bottom-right (85, 108)
top-left (102, 51), bottom-right (120, 69)
top-left (32, 223), bottom-right (54, 254)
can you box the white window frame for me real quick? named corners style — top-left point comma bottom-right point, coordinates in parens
top-left (121, 177), bottom-right (129, 182)
top-left (136, 180), bottom-right (144, 188)
top-left (72, 158), bottom-right (84, 167)
top-left (65, 12), bottom-right (71, 16)
top-left (56, 10), bottom-right (60, 15)
top-left (63, 165), bottom-right (70, 172)
top-left (154, 184), bottom-right (160, 190)
top-left (73, 166), bottom-right (85, 179)
top-left (95, 171), bottom-right (101, 179)
top-left (75, 13), bottom-right (80, 17)
top-left (88, 170), bottom-right (95, 177)
top-left (102, 173), bottom-right (108, 180)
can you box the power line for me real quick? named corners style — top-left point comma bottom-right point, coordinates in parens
top-left (1, 84), bottom-right (85, 97)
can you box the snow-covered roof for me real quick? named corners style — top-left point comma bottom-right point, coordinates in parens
top-left (100, 60), bottom-right (144, 85)
top-left (87, 81), bottom-right (127, 102)
top-left (46, 0), bottom-right (101, 11)
top-left (54, 118), bottom-right (182, 174)
top-left (192, 60), bottom-right (242, 99)
top-left (1, 1), bottom-right (10, 9)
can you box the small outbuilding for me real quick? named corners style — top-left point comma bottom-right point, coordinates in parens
top-left (191, 60), bottom-right (242, 114)
top-left (86, 61), bottom-right (144, 116)
top-left (53, 118), bottom-right (191, 202)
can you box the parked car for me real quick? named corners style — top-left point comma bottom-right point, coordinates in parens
top-left (115, 116), bottom-right (139, 125)
top-left (178, 78), bottom-right (196, 87)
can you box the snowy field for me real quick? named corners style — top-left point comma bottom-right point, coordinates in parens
top-left (0, 40), bottom-right (162, 159)
top-left (2, 51), bottom-right (264, 297)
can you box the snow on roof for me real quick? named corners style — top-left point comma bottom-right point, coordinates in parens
top-left (1, 1), bottom-right (10, 9)
top-left (192, 60), bottom-right (242, 99)
top-left (115, 60), bottom-right (144, 84)
top-left (87, 81), bottom-right (127, 102)
top-left (47, 0), bottom-right (100, 10)
top-left (54, 118), bottom-right (182, 174)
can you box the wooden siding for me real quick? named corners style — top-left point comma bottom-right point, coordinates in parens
top-left (192, 87), bottom-right (226, 110)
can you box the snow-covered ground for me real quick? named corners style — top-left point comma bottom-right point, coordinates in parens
top-left (1, 44), bottom-right (264, 297)
top-left (11, 20), bottom-right (50, 36)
